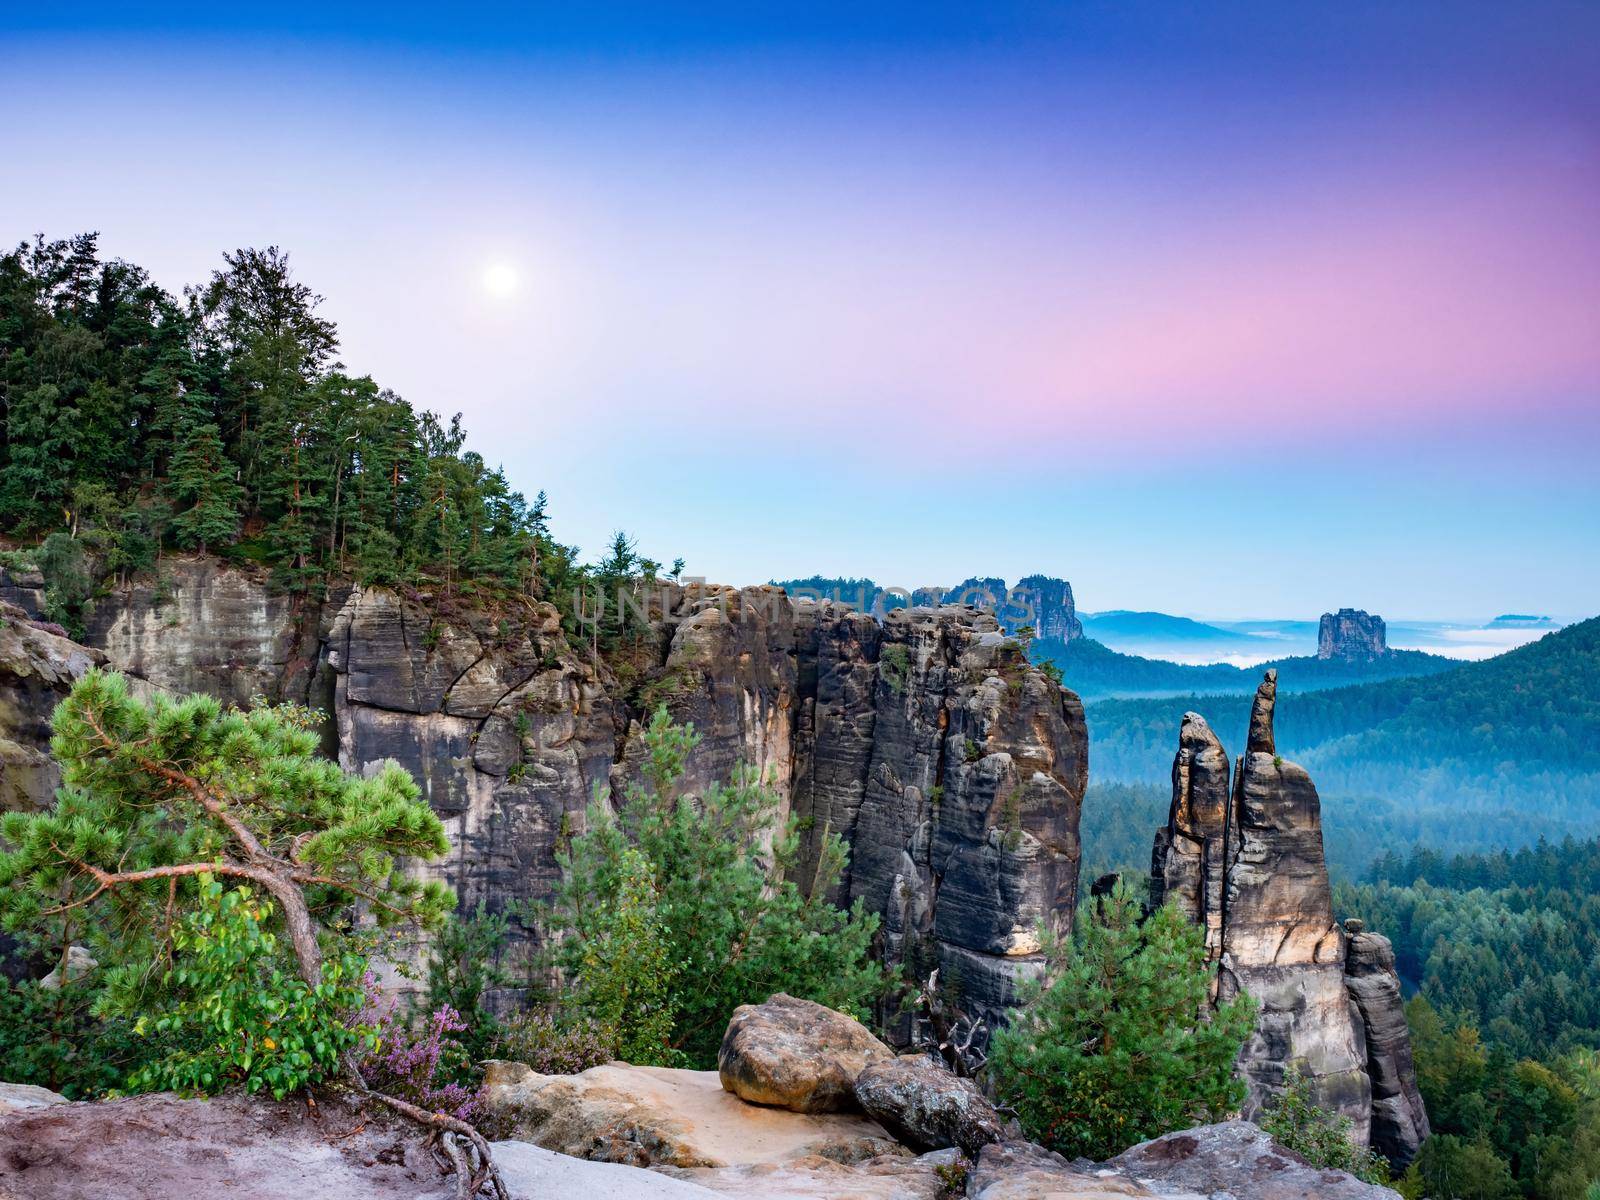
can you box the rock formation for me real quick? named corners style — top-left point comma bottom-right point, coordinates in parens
top-left (1318, 608), bottom-right (1388, 660)
top-left (1344, 920), bottom-right (1431, 1165)
top-left (0, 601), bottom-right (102, 812)
top-left (1013, 575), bottom-right (1083, 643)
top-left (1150, 670), bottom-right (1426, 1167)
top-left (5, 560), bottom-right (1085, 1030)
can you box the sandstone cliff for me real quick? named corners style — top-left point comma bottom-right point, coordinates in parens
top-left (1318, 608), bottom-right (1388, 660)
top-left (1150, 669), bottom-right (1426, 1167)
top-left (0, 601), bottom-right (102, 812)
top-left (3, 561), bottom-right (1086, 1030)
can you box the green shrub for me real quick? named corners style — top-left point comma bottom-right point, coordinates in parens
top-left (989, 882), bottom-right (1255, 1160)
top-left (1261, 1065), bottom-right (1390, 1184)
top-left (491, 1010), bottom-right (618, 1076)
top-left (37, 531), bottom-right (91, 638)
top-left (423, 903), bottom-right (512, 1062)
top-left (543, 708), bottom-right (884, 1067)
top-left (126, 879), bottom-right (371, 1099)
top-left (0, 972), bottom-right (140, 1099)
top-left (879, 644), bottom-right (911, 695)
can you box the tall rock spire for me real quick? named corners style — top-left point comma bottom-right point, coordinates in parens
top-left (1151, 668), bottom-right (1429, 1168)
top-left (1150, 712), bottom-right (1231, 976)
top-left (1245, 667), bottom-right (1276, 757)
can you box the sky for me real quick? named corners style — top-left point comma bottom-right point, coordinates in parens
top-left (2, 3), bottom-right (1597, 620)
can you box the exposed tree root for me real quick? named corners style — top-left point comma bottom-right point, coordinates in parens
top-left (343, 1066), bottom-right (509, 1200)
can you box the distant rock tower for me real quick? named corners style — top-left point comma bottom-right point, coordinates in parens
top-left (1014, 575), bottom-right (1083, 642)
top-left (1317, 608), bottom-right (1388, 660)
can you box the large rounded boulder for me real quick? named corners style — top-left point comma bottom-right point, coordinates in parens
top-left (853, 1055), bottom-right (1007, 1158)
top-left (717, 993), bottom-right (893, 1113)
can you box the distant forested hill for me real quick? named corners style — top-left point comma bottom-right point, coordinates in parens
top-left (1080, 618), bottom-right (1600, 874)
top-left (1034, 634), bottom-right (1455, 701)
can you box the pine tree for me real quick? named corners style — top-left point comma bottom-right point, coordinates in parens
top-left (166, 421), bottom-right (242, 554)
top-left (0, 669), bottom-right (454, 996)
top-left (989, 881), bottom-right (1256, 1160)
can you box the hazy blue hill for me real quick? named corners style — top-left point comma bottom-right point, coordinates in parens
top-left (1034, 635), bottom-right (1455, 702)
top-left (1080, 610), bottom-right (1239, 643)
top-left (1081, 617), bottom-right (1600, 874)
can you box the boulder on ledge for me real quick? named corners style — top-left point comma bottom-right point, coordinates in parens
top-left (717, 993), bottom-right (893, 1113)
top-left (852, 1055), bottom-right (1008, 1158)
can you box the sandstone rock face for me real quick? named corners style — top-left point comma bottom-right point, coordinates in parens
top-left (481, 1060), bottom-right (904, 1168)
top-left (0, 601), bottom-right (102, 812)
top-left (20, 563), bottom-right (1088, 1029)
top-left (1317, 608), bottom-right (1388, 661)
top-left (1149, 712), bottom-right (1231, 975)
top-left (1224, 673), bottom-right (1371, 1134)
top-left (718, 993), bottom-right (893, 1113)
top-left (852, 1055), bottom-right (1007, 1158)
top-left (1150, 671), bottom-right (1426, 1164)
top-left (835, 606), bottom-right (1087, 1031)
top-left (82, 557), bottom-right (307, 705)
top-left (1344, 922), bottom-right (1430, 1167)
top-left (1107, 1120), bottom-right (1402, 1199)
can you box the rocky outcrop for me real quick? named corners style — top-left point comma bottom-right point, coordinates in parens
top-left (0, 601), bottom-right (103, 812)
top-left (1152, 668), bottom-right (1427, 1164)
top-left (1223, 672), bottom-right (1372, 1133)
top-left (1317, 609), bottom-right (1388, 661)
top-left (1149, 712), bottom-right (1231, 977)
top-left (1106, 1120), bottom-right (1399, 1199)
top-left (1344, 921), bottom-right (1430, 1167)
top-left (828, 606), bottom-right (1087, 1031)
top-left (480, 1060), bottom-right (905, 1168)
top-left (718, 993), bottom-right (892, 1113)
top-left (1149, 670), bottom-right (1426, 1165)
top-left (852, 1055), bottom-right (1007, 1158)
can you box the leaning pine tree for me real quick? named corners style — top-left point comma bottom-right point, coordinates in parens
top-left (0, 669), bottom-right (505, 1200)
top-left (988, 880), bottom-right (1256, 1161)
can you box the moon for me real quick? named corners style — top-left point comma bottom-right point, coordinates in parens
top-left (482, 262), bottom-right (519, 298)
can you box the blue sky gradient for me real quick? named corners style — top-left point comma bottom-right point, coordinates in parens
top-left (2, 3), bottom-right (1596, 618)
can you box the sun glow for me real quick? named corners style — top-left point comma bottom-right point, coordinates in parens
top-left (481, 262), bottom-right (519, 298)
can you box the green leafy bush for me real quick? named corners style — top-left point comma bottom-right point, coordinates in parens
top-left (543, 708), bottom-right (884, 1067)
top-left (1261, 1065), bottom-right (1389, 1184)
top-left (125, 880), bottom-right (371, 1099)
top-left (989, 882), bottom-right (1255, 1160)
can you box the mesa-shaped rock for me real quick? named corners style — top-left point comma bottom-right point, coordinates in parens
top-left (1318, 608), bottom-right (1388, 661)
